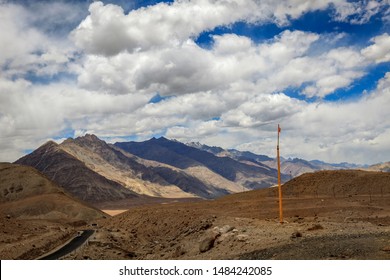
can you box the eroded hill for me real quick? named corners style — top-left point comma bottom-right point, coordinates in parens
top-left (0, 163), bottom-right (107, 259)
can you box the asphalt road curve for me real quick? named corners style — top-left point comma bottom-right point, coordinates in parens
top-left (39, 230), bottom-right (94, 260)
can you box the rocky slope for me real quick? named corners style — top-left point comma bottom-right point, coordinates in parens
top-left (115, 137), bottom-right (284, 190)
top-left (0, 163), bottom-right (105, 221)
top-left (60, 134), bottom-right (196, 198)
top-left (60, 135), bottom-right (233, 198)
top-left (15, 141), bottom-right (137, 203)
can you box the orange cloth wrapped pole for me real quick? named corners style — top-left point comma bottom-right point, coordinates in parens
top-left (277, 124), bottom-right (283, 224)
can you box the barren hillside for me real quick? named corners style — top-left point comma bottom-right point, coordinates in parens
top-left (0, 163), bottom-right (107, 259)
top-left (0, 163), bottom-right (106, 221)
top-left (67, 169), bottom-right (390, 260)
top-left (15, 141), bottom-right (137, 202)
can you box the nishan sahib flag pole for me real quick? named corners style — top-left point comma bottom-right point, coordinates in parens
top-left (277, 124), bottom-right (283, 224)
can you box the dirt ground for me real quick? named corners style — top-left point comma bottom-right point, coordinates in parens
top-left (0, 217), bottom-right (75, 259)
top-left (64, 191), bottom-right (390, 260)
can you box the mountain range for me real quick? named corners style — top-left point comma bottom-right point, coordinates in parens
top-left (14, 134), bottom-right (384, 206)
top-left (187, 142), bottom-right (368, 177)
top-left (15, 135), bottom-right (287, 204)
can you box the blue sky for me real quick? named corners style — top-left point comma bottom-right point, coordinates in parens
top-left (1, 0), bottom-right (390, 164)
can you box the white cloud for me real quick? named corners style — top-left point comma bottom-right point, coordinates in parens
top-left (71, 0), bottom-right (388, 57)
top-left (361, 33), bottom-right (390, 63)
top-left (333, 0), bottom-right (390, 24)
top-left (220, 93), bottom-right (303, 128)
top-left (0, 76), bottom-right (150, 161)
top-left (75, 30), bottom-right (323, 96)
top-left (1, 0), bottom-right (390, 165)
top-left (164, 72), bottom-right (390, 165)
top-left (71, 0), bottom-right (257, 56)
top-left (0, 4), bottom-right (44, 67)
top-left (71, 0), bottom-right (344, 56)
top-left (212, 34), bottom-right (253, 55)
top-left (273, 46), bottom-right (366, 98)
top-left (0, 2), bottom-right (77, 79)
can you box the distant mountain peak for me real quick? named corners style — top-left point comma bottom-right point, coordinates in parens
top-left (76, 133), bottom-right (100, 141)
top-left (69, 134), bottom-right (109, 148)
top-left (42, 140), bottom-right (59, 148)
top-left (29, 140), bottom-right (60, 154)
top-left (157, 136), bottom-right (169, 141)
top-left (147, 136), bottom-right (171, 143)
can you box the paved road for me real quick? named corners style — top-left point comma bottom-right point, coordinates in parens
top-left (39, 230), bottom-right (94, 260)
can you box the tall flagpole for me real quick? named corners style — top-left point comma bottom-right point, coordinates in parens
top-left (277, 124), bottom-right (283, 224)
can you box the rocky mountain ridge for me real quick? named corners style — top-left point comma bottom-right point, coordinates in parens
top-left (187, 142), bottom-right (370, 177)
top-left (14, 135), bottom-right (285, 204)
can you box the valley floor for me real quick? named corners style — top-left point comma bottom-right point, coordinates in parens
top-left (1, 191), bottom-right (389, 260)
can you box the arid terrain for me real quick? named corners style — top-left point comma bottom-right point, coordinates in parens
top-left (0, 162), bottom-right (107, 259)
top-left (2, 168), bottom-right (389, 260)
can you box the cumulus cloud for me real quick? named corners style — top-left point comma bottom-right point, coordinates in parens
top-left (75, 30), bottom-right (323, 96)
top-left (71, 1), bottom-right (385, 100)
top-left (185, 73), bottom-right (390, 164)
top-left (361, 33), bottom-right (390, 63)
top-left (273, 46), bottom-right (367, 98)
top-left (71, 0), bottom-right (389, 57)
top-left (333, 0), bottom-right (390, 24)
top-left (71, 0), bottom-right (342, 56)
top-left (0, 77), bottom-right (150, 161)
top-left (0, 2), bottom-right (77, 79)
top-left (284, 73), bottom-right (390, 164)
top-left (220, 93), bottom-right (303, 128)
top-left (162, 71), bottom-right (390, 164)
top-left (71, 0), bottom-right (256, 56)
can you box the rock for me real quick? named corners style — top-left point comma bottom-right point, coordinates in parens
top-left (220, 225), bottom-right (235, 234)
top-left (199, 234), bottom-right (218, 253)
top-left (307, 224), bottom-right (324, 231)
top-left (212, 226), bottom-right (220, 234)
top-left (173, 245), bottom-right (186, 257)
top-left (291, 231), bottom-right (302, 238)
top-left (236, 234), bottom-right (249, 242)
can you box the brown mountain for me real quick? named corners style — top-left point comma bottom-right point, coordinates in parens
top-left (62, 135), bottom-right (251, 198)
top-left (15, 141), bottom-right (137, 203)
top-left (60, 134), bottom-right (207, 198)
top-left (14, 135), bottom-right (290, 202)
top-left (115, 137), bottom-right (284, 190)
top-left (0, 163), bottom-right (105, 221)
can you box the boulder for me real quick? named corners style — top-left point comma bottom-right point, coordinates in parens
top-left (199, 233), bottom-right (219, 253)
